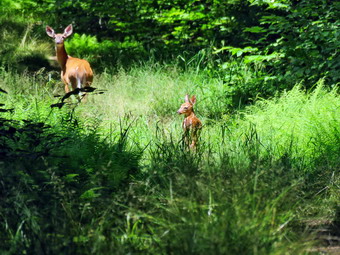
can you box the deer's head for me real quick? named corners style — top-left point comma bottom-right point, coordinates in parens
top-left (177, 94), bottom-right (197, 116)
top-left (46, 24), bottom-right (73, 45)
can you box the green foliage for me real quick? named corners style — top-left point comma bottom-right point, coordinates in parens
top-left (240, 81), bottom-right (340, 169)
top-left (0, 0), bottom-right (339, 253)
top-left (1, 66), bottom-right (338, 254)
top-left (1, 0), bottom-right (338, 97)
top-left (0, 91), bottom-right (142, 254)
top-left (65, 33), bottom-right (99, 57)
top-left (217, 0), bottom-right (340, 90)
top-left (261, 0), bottom-right (339, 86)
top-left (65, 33), bottom-right (147, 69)
top-left (1, 0), bottom-right (262, 59)
top-left (0, 14), bottom-right (51, 72)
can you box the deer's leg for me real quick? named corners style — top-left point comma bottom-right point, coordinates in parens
top-left (64, 83), bottom-right (70, 94)
top-left (78, 77), bottom-right (90, 102)
top-left (190, 128), bottom-right (201, 150)
top-left (68, 76), bottom-right (77, 91)
top-left (61, 73), bottom-right (70, 94)
top-left (182, 129), bottom-right (191, 149)
top-left (190, 132), bottom-right (196, 149)
top-left (69, 76), bottom-right (83, 102)
top-left (81, 76), bottom-right (93, 103)
top-left (85, 75), bottom-right (93, 87)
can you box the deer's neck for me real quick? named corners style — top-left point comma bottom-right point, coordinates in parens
top-left (55, 44), bottom-right (69, 69)
top-left (185, 111), bottom-right (196, 118)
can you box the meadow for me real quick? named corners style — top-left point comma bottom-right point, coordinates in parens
top-left (0, 1), bottom-right (339, 253)
top-left (0, 63), bottom-right (339, 254)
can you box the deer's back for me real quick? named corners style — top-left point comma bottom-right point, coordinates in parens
top-left (65, 57), bottom-right (93, 82)
top-left (183, 116), bottom-right (202, 130)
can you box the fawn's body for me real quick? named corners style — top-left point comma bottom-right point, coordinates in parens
top-left (46, 24), bottom-right (93, 98)
top-left (177, 95), bottom-right (202, 149)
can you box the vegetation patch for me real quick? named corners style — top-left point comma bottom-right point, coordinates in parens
top-left (0, 0), bottom-right (339, 254)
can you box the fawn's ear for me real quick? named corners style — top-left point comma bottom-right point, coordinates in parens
top-left (46, 26), bottom-right (55, 38)
top-left (63, 24), bottom-right (73, 38)
top-left (184, 94), bottom-right (190, 103)
top-left (190, 95), bottom-right (197, 105)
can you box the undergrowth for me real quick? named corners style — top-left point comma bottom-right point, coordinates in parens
top-left (0, 65), bottom-right (339, 254)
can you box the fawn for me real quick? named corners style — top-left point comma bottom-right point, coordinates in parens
top-left (46, 24), bottom-right (93, 100)
top-left (177, 95), bottom-right (202, 149)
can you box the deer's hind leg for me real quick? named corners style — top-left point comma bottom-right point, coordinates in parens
top-left (61, 72), bottom-right (70, 93)
top-left (189, 128), bottom-right (201, 150)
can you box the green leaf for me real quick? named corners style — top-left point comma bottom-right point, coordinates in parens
top-left (244, 26), bottom-right (267, 33)
top-left (244, 52), bottom-right (283, 63)
top-left (80, 187), bottom-right (103, 199)
top-left (64, 174), bottom-right (79, 182)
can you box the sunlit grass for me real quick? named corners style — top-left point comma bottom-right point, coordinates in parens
top-left (0, 64), bottom-right (339, 254)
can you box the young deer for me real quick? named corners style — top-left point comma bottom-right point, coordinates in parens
top-left (177, 95), bottom-right (202, 149)
top-left (46, 24), bottom-right (93, 99)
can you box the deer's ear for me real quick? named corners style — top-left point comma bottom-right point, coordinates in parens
top-left (190, 95), bottom-right (197, 105)
top-left (184, 94), bottom-right (190, 103)
top-left (46, 26), bottom-right (55, 38)
top-left (63, 24), bottom-right (73, 37)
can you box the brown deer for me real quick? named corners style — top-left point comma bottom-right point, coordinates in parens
top-left (46, 24), bottom-right (93, 100)
top-left (177, 94), bottom-right (202, 149)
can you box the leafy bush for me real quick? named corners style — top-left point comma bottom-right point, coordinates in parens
top-left (217, 0), bottom-right (340, 90)
top-left (65, 33), bottom-right (148, 70)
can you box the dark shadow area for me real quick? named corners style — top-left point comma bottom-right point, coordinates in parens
top-left (0, 89), bottom-right (142, 254)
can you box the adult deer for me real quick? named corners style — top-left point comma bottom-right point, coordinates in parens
top-left (46, 24), bottom-right (93, 100)
top-left (177, 95), bottom-right (202, 149)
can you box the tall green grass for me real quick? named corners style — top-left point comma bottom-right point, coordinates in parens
top-left (229, 81), bottom-right (340, 170)
top-left (0, 14), bottom-right (51, 72)
top-left (0, 65), bottom-right (339, 254)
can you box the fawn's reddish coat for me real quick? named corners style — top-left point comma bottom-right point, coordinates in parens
top-left (177, 95), bottom-right (202, 149)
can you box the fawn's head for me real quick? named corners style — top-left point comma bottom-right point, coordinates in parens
top-left (177, 94), bottom-right (197, 116)
top-left (46, 24), bottom-right (73, 46)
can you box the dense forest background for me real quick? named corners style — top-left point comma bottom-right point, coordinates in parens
top-left (0, 0), bottom-right (339, 254)
top-left (2, 0), bottom-right (339, 100)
